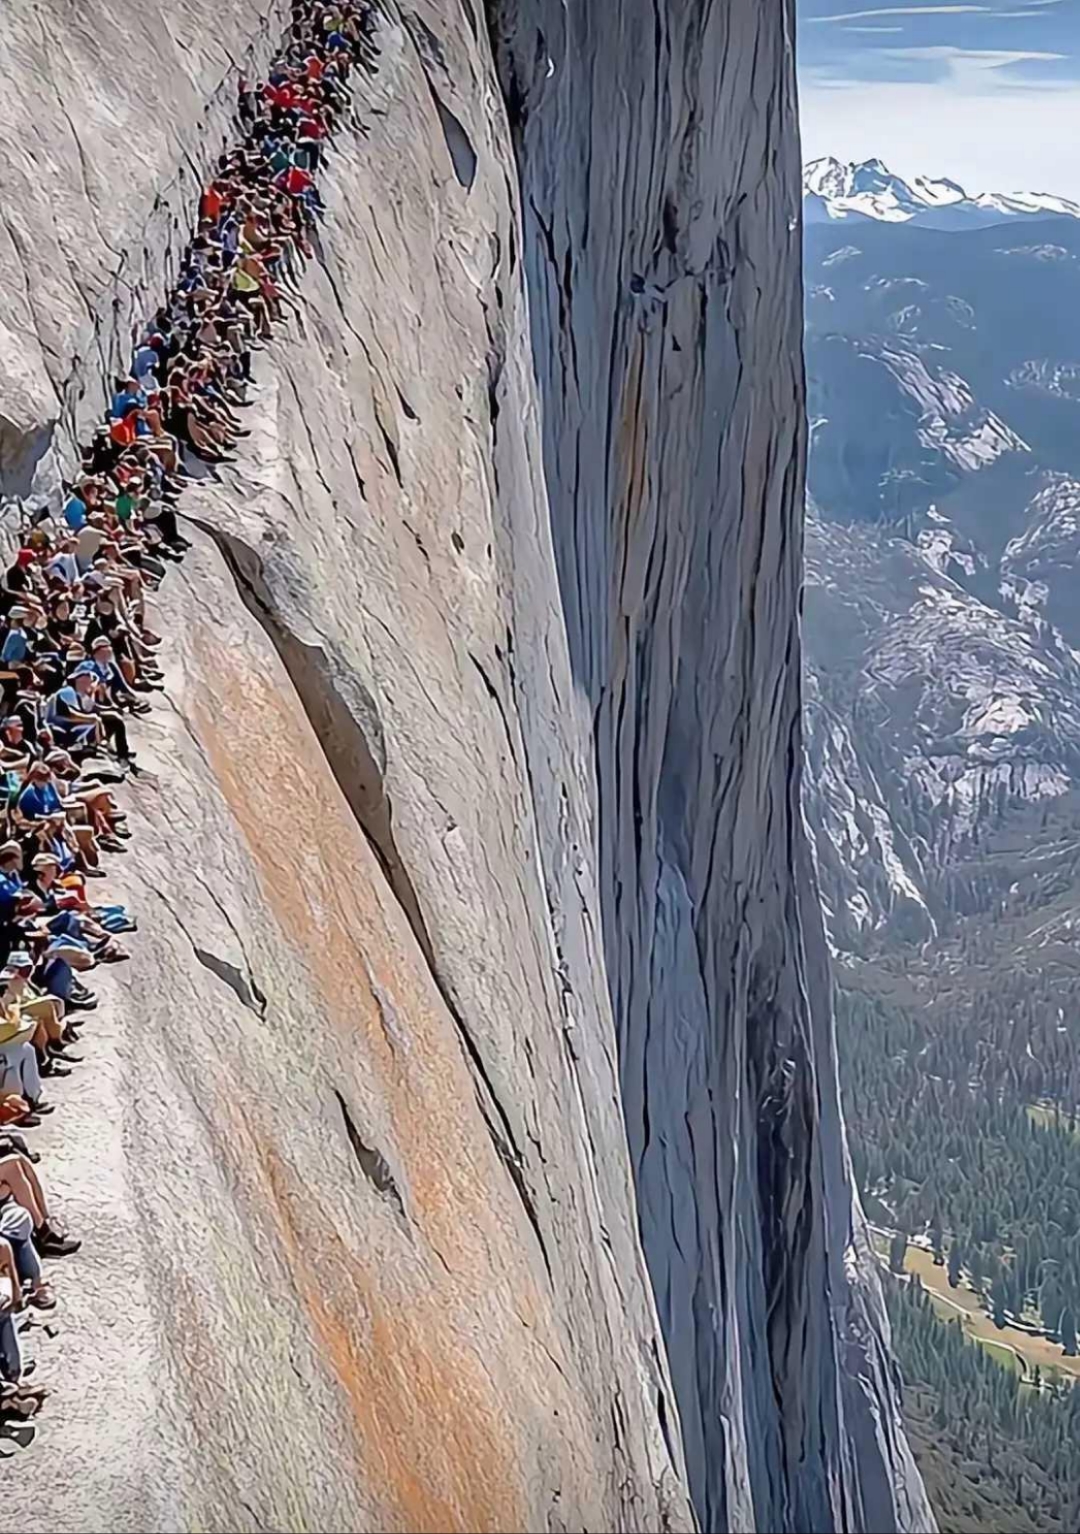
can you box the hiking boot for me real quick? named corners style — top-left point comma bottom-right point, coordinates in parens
top-left (37, 1223), bottom-right (80, 1257)
top-left (49, 1044), bottom-right (83, 1064)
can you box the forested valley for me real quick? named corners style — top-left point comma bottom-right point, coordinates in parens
top-left (837, 901), bottom-right (1080, 1532)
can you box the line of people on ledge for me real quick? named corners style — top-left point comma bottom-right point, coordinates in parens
top-left (0, 0), bottom-right (378, 1422)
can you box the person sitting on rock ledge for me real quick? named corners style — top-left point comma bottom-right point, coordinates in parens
top-left (0, 0), bottom-right (377, 1420)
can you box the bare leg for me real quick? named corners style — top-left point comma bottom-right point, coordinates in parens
top-left (21, 996), bottom-right (62, 1042)
top-left (0, 1156), bottom-right (47, 1227)
top-left (74, 824), bottom-right (100, 865)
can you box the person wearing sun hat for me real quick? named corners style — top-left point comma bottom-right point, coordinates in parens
top-left (29, 807), bottom-right (81, 881)
top-left (0, 978), bottom-right (47, 1116)
top-left (0, 954), bottom-right (76, 1077)
top-left (14, 760), bottom-right (64, 826)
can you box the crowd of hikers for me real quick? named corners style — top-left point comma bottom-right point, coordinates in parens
top-left (0, 0), bottom-right (378, 1421)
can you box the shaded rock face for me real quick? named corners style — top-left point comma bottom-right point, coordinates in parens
top-left (0, 2), bottom-right (927, 1532)
top-left (489, 3), bottom-right (931, 1531)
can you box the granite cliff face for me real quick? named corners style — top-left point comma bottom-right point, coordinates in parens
top-left (0, 1), bottom-right (928, 1531)
top-left (490, 6), bottom-right (929, 1531)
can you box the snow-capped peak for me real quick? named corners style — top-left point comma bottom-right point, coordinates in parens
top-left (804, 158), bottom-right (1080, 231)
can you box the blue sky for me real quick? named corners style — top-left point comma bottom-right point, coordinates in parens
top-left (798, 0), bottom-right (1080, 195)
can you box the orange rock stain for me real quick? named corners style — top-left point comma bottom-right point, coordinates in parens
top-left (185, 617), bottom-right (538, 1533)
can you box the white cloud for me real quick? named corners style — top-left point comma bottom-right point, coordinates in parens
top-left (880, 44), bottom-right (1065, 66)
top-left (808, 0), bottom-right (1062, 18)
top-left (808, 6), bottom-right (993, 22)
top-left (800, 0), bottom-right (1078, 198)
top-left (800, 73), bottom-right (1080, 197)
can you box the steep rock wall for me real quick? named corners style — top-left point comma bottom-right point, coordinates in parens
top-left (0, 1), bottom-right (930, 1532)
top-left (488, 3), bottom-right (934, 1531)
top-left (2, 4), bottom-right (690, 1530)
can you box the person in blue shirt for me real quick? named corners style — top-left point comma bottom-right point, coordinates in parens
top-left (0, 843), bottom-right (24, 930)
top-left (62, 494), bottom-right (87, 531)
top-left (45, 538), bottom-right (80, 589)
top-left (43, 675), bottom-right (100, 754)
top-left (0, 611), bottom-right (31, 667)
top-left (131, 343), bottom-right (160, 385)
top-left (110, 377), bottom-right (146, 420)
top-left (15, 762), bottom-right (63, 824)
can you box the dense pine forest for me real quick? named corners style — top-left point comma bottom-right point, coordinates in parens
top-left (840, 981), bottom-right (1080, 1331)
top-left (887, 1279), bottom-right (1080, 1533)
top-left (832, 833), bottom-right (1080, 1533)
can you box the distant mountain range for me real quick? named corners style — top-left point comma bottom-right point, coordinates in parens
top-left (805, 157), bottom-right (1080, 231)
top-left (801, 162), bottom-right (1080, 1528)
top-left (803, 204), bottom-right (1080, 950)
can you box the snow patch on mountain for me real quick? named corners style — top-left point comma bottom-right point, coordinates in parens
top-left (1003, 477), bottom-right (1080, 575)
top-left (874, 349), bottom-right (1029, 473)
top-left (805, 158), bottom-right (1080, 230)
top-left (1008, 359), bottom-right (1080, 401)
top-left (998, 244), bottom-right (1073, 263)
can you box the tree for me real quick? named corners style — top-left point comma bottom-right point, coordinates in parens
top-left (948, 1241), bottom-right (962, 1289)
top-left (992, 1274), bottom-right (1008, 1329)
top-left (1060, 1306), bottom-right (1077, 1358)
top-left (931, 1217), bottom-right (945, 1267)
top-left (889, 1231), bottom-right (908, 1275)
